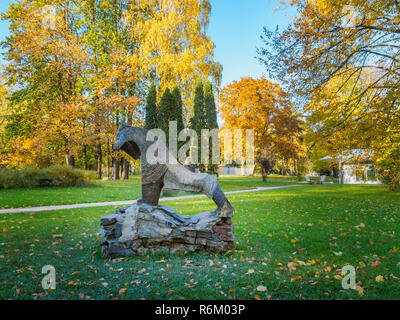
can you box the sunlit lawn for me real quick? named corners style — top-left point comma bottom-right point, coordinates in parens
top-left (1, 184), bottom-right (399, 300)
top-left (0, 175), bottom-right (302, 209)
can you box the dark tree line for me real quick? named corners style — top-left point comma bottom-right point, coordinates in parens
top-left (146, 79), bottom-right (219, 175)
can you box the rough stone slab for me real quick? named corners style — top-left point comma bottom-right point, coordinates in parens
top-left (100, 214), bottom-right (118, 226)
top-left (213, 226), bottom-right (232, 235)
top-left (100, 203), bottom-right (236, 258)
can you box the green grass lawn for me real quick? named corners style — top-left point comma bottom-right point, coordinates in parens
top-left (1, 184), bottom-right (400, 300)
top-left (0, 175), bottom-right (301, 209)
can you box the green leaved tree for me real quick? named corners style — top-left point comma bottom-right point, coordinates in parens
top-left (190, 78), bottom-right (206, 171)
top-left (145, 82), bottom-right (158, 130)
top-left (171, 86), bottom-right (185, 153)
top-left (158, 88), bottom-right (175, 143)
top-left (204, 80), bottom-right (219, 175)
top-left (171, 86), bottom-right (184, 134)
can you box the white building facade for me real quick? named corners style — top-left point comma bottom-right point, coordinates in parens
top-left (322, 150), bottom-right (382, 185)
top-left (340, 164), bottom-right (381, 185)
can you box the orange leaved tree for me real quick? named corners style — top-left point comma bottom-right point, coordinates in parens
top-left (220, 77), bottom-right (305, 181)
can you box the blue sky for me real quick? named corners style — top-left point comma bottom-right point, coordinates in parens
top-left (208, 0), bottom-right (296, 87)
top-left (0, 2), bottom-right (10, 47)
top-left (0, 0), bottom-right (296, 87)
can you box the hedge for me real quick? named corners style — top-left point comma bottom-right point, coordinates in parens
top-left (0, 165), bottom-right (96, 189)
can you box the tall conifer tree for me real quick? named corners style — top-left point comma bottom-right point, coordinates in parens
top-left (204, 80), bottom-right (219, 175)
top-left (145, 82), bottom-right (158, 130)
top-left (172, 86), bottom-right (184, 133)
top-left (158, 88), bottom-right (175, 143)
top-left (191, 78), bottom-right (206, 171)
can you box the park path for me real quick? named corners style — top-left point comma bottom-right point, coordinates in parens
top-left (0, 185), bottom-right (302, 215)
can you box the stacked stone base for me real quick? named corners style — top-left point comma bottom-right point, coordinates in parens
top-left (100, 202), bottom-right (235, 258)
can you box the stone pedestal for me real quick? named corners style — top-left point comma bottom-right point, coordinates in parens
top-left (100, 202), bottom-right (235, 258)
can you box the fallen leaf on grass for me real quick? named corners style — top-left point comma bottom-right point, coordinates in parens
top-left (355, 285), bottom-right (364, 296)
top-left (291, 276), bottom-right (302, 282)
top-left (246, 269), bottom-right (255, 275)
top-left (287, 262), bottom-right (296, 272)
top-left (119, 288), bottom-right (127, 295)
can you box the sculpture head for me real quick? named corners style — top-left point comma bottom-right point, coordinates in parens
top-left (113, 124), bottom-right (146, 160)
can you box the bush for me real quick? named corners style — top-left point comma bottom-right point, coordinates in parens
top-left (376, 144), bottom-right (400, 191)
top-left (297, 175), bottom-right (305, 181)
top-left (45, 165), bottom-right (83, 187)
top-left (0, 166), bottom-right (95, 189)
top-left (0, 168), bottom-right (22, 189)
top-left (20, 167), bottom-right (46, 188)
top-left (82, 170), bottom-right (97, 181)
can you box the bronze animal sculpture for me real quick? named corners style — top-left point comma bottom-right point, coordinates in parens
top-left (113, 124), bottom-right (233, 213)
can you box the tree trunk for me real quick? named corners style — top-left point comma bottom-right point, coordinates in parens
top-left (82, 145), bottom-right (88, 170)
top-left (120, 158), bottom-right (124, 178)
top-left (106, 140), bottom-right (111, 178)
top-left (293, 159), bottom-right (297, 176)
top-left (107, 156), bottom-right (111, 178)
top-left (261, 166), bottom-right (267, 182)
top-left (122, 158), bottom-right (130, 180)
top-left (332, 166), bottom-right (339, 178)
top-left (97, 144), bottom-right (102, 180)
top-left (65, 152), bottom-right (75, 168)
top-left (113, 157), bottom-right (120, 180)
